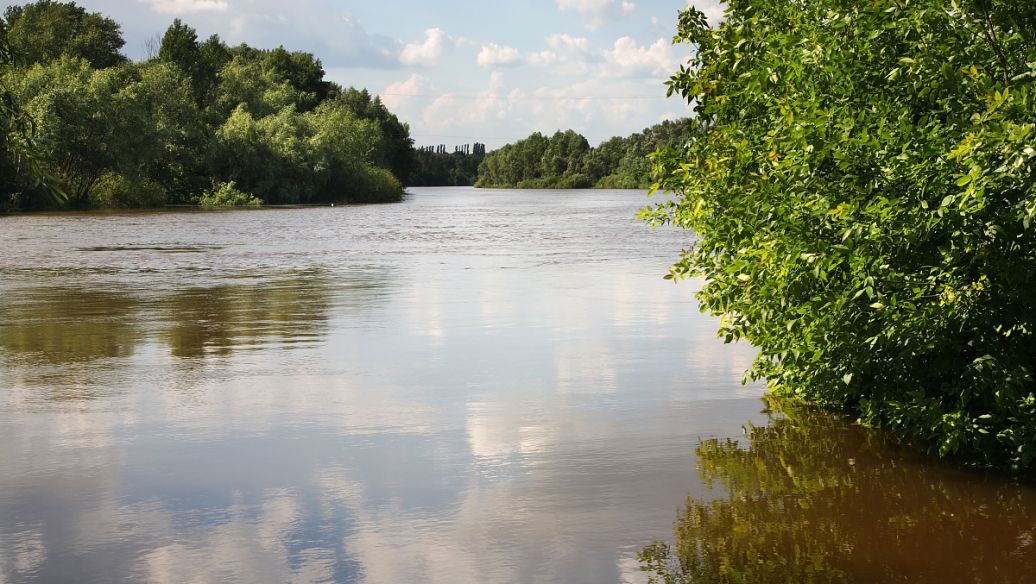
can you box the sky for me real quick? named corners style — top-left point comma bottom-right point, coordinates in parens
top-left (2, 0), bottom-right (724, 149)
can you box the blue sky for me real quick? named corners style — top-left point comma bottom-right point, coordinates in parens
top-left (3, 0), bottom-right (724, 149)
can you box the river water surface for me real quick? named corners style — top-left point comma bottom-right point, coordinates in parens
top-left (1, 188), bottom-right (1034, 583)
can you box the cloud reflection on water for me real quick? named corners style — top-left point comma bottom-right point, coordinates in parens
top-left (0, 191), bottom-right (769, 583)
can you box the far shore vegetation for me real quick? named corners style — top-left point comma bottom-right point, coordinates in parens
top-left (0, 1), bottom-right (412, 211)
top-left (405, 119), bottom-right (701, 189)
top-left (473, 120), bottom-right (698, 189)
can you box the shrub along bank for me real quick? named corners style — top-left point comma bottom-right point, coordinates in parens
top-left (643, 0), bottom-right (1036, 472)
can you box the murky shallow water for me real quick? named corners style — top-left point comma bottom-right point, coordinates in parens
top-left (1, 188), bottom-right (1033, 583)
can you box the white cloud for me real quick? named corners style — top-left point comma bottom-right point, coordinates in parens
top-left (604, 36), bottom-right (678, 78)
top-left (526, 80), bottom-right (602, 128)
top-left (399, 28), bottom-right (456, 67)
top-left (138, 0), bottom-right (228, 13)
top-left (547, 34), bottom-right (592, 56)
top-left (476, 44), bottom-right (559, 69)
top-left (555, 0), bottom-right (636, 30)
top-left (380, 74), bottom-right (432, 113)
top-left (514, 76), bottom-right (689, 142)
top-left (524, 50), bottom-right (558, 68)
top-left (544, 33), bottom-right (599, 75)
top-left (314, 13), bottom-right (403, 68)
top-left (473, 34), bottom-right (596, 73)
top-left (473, 34), bottom-right (673, 80)
top-left (422, 71), bottom-right (519, 131)
top-left (476, 43), bottom-right (522, 68)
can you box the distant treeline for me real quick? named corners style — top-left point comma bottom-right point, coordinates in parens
top-left (474, 119), bottom-right (699, 189)
top-left (0, 1), bottom-right (414, 210)
top-left (410, 143), bottom-right (486, 186)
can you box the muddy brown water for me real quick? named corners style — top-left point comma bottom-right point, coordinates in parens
top-left (1, 188), bottom-right (1033, 583)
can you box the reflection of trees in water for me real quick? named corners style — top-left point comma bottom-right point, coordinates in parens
top-left (162, 273), bottom-right (335, 358)
top-left (0, 269), bottom-right (388, 397)
top-left (0, 288), bottom-right (142, 363)
top-left (0, 288), bottom-right (143, 400)
top-left (640, 398), bottom-right (1036, 584)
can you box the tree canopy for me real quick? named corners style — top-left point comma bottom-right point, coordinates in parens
top-left (410, 143), bottom-right (486, 187)
top-left (1, 2), bottom-right (412, 210)
top-left (475, 120), bottom-right (698, 189)
top-left (2, 0), bottom-right (125, 69)
top-left (643, 0), bottom-right (1036, 471)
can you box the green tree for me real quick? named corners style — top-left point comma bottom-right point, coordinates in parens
top-left (1, 3), bottom-right (407, 209)
top-left (107, 60), bottom-right (204, 204)
top-left (583, 136), bottom-right (625, 184)
top-left (158, 19), bottom-right (219, 107)
top-left (209, 44), bottom-right (330, 113)
top-left (475, 131), bottom-right (553, 188)
top-left (473, 120), bottom-right (699, 189)
top-left (539, 130), bottom-right (590, 187)
top-left (335, 87), bottom-right (415, 184)
top-left (210, 100), bottom-right (400, 204)
top-left (2, 0), bottom-right (125, 68)
top-left (410, 146), bottom-right (486, 186)
top-left (212, 104), bottom-right (310, 204)
top-left (1, 31), bottom-right (64, 208)
top-left (307, 99), bottom-right (385, 197)
top-left (199, 34), bottom-right (231, 79)
top-left (12, 57), bottom-right (120, 205)
top-left (262, 46), bottom-right (330, 108)
top-left (211, 55), bottom-right (305, 120)
top-left (11, 57), bottom-right (200, 207)
top-left (643, 1), bottom-right (1036, 471)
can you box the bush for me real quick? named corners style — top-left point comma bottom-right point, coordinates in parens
top-left (344, 166), bottom-right (403, 204)
top-left (515, 177), bottom-right (552, 189)
top-left (555, 173), bottom-right (592, 189)
top-left (644, 2), bottom-right (1036, 472)
top-left (90, 171), bottom-right (167, 208)
top-left (198, 181), bottom-right (261, 208)
top-left (596, 173), bottom-right (643, 190)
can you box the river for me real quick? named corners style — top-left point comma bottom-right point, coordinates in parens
top-left (1, 187), bottom-right (1033, 583)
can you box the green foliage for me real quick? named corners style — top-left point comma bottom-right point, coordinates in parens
top-left (159, 19), bottom-right (219, 107)
top-left (198, 181), bottom-right (261, 208)
top-left (211, 56), bottom-right (307, 120)
top-left (91, 171), bottom-right (166, 208)
top-left (333, 87), bottom-right (416, 183)
top-left (213, 104), bottom-right (312, 204)
top-left (349, 166), bottom-right (404, 204)
top-left (409, 147), bottom-right (485, 186)
top-left (644, 1), bottom-right (1036, 471)
top-left (211, 99), bottom-right (399, 204)
top-left (0, 1), bottom-right (412, 209)
top-left (475, 120), bottom-right (699, 189)
top-left (476, 130), bottom-right (582, 188)
top-left (0, 31), bottom-right (65, 208)
top-left (10, 56), bottom-right (131, 205)
top-left (2, 0), bottom-right (125, 68)
top-left (8, 57), bottom-right (200, 207)
top-left (639, 397), bottom-right (1036, 583)
top-left (262, 46), bottom-right (330, 108)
